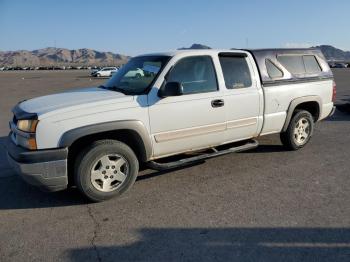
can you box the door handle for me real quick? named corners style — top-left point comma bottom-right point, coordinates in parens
top-left (211, 99), bottom-right (225, 108)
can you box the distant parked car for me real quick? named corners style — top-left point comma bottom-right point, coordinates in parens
top-left (91, 67), bottom-right (118, 77)
top-left (0, 67), bottom-right (5, 71)
top-left (142, 64), bottom-right (161, 77)
top-left (124, 68), bottom-right (144, 78)
top-left (90, 67), bottom-right (100, 75)
top-left (333, 63), bottom-right (347, 68)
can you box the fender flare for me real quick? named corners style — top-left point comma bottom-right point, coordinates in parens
top-left (58, 120), bottom-right (152, 161)
top-left (282, 96), bottom-right (322, 132)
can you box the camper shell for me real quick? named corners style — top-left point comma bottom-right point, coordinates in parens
top-left (247, 48), bottom-right (333, 85)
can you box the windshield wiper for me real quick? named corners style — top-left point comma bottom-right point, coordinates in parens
top-left (111, 86), bottom-right (128, 94)
top-left (98, 85), bottom-right (125, 93)
top-left (98, 85), bottom-right (136, 95)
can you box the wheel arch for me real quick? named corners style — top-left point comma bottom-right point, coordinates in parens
top-left (59, 120), bottom-right (152, 163)
top-left (282, 96), bottom-right (322, 132)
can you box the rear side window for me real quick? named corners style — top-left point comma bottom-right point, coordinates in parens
top-left (303, 55), bottom-right (322, 73)
top-left (166, 56), bottom-right (218, 94)
top-left (277, 55), bottom-right (322, 75)
top-left (277, 55), bottom-right (305, 75)
top-left (266, 59), bottom-right (283, 78)
top-left (219, 55), bottom-right (252, 89)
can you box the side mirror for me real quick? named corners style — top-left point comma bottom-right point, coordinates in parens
top-left (158, 82), bottom-right (184, 98)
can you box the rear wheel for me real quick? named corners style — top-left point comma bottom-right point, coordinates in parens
top-left (74, 140), bottom-right (139, 202)
top-left (96, 73), bottom-right (101, 77)
top-left (280, 110), bottom-right (314, 150)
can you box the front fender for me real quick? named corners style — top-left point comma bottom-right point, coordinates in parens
top-left (58, 120), bottom-right (152, 161)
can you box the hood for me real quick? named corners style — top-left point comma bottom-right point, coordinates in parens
top-left (18, 87), bottom-right (134, 117)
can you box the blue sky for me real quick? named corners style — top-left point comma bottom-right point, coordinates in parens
top-left (0, 0), bottom-right (349, 55)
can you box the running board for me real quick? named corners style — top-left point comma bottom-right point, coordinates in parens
top-left (147, 139), bottom-right (259, 171)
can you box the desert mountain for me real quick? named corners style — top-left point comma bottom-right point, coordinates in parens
top-left (1, 44), bottom-right (349, 67)
top-left (0, 47), bottom-right (130, 67)
top-left (178, 43), bottom-right (212, 50)
top-left (314, 45), bottom-right (350, 61)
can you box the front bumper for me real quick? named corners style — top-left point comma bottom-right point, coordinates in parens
top-left (6, 136), bottom-right (69, 192)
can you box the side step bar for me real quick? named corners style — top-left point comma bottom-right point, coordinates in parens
top-left (147, 139), bottom-right (259, 171)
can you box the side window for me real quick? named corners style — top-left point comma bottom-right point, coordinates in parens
top-left (277, 55), bottom-right (305, 75)
top-left (266, 59), bottom-right (283, 78)
top-left (166, 56), bottom-right (218, 94)
top-left (303, 55), bottom-right (322, 73)
top-left (219, 55), bottom-right (252, 89)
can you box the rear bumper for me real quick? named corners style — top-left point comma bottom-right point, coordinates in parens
top-left (5, 136), bottom-right (68, 192)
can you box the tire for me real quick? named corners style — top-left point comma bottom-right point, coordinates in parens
top-left (74, 140), bottom-right (139, 202)
top-left (97, 73), bottom-right (101, 77)
top-left (280, 110), bottom-right (314, 150)
top-left (135, 73), bottom-right (141, 79)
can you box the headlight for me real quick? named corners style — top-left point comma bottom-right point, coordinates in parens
top-left (17, 119), bottom-right (39, 133)
top-left (13, 119), bottom-right (38, 150)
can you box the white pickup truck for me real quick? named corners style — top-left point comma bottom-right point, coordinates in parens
top-left (6, 49), bottom-right (336, 202)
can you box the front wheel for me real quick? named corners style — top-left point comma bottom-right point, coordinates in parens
top-left (280, 110), bottom-right (314, 150)
top-left (74, 140), bottom-right (139, 202)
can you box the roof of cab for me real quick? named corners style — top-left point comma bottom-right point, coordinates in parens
top-left (135, 49), bottom-right (248, 57)
top-left (137, 47), bottom-right (326, 57)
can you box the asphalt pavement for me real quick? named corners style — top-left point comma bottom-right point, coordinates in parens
top-left (0, 69), bottom-right (349, 261)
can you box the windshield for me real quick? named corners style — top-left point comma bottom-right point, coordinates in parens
top-left (103, 55), bottom-right (170, 94)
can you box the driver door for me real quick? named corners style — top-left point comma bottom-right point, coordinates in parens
top-left (148, 55), bottom-right (226, 158)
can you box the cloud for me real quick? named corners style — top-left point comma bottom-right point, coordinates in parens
top-left (179, 29), bottom-right (188, 35)
top-left (283, 42), bottom-right (313, 48)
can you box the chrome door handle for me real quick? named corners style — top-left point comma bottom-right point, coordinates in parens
top-left (211, 99), bottom-right (224, 108)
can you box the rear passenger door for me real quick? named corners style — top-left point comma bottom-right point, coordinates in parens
top-left (218, 53), bottom-right (262, 142)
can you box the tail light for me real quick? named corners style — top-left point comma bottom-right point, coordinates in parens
top-left (332, 80), bottom-right (336, 102)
